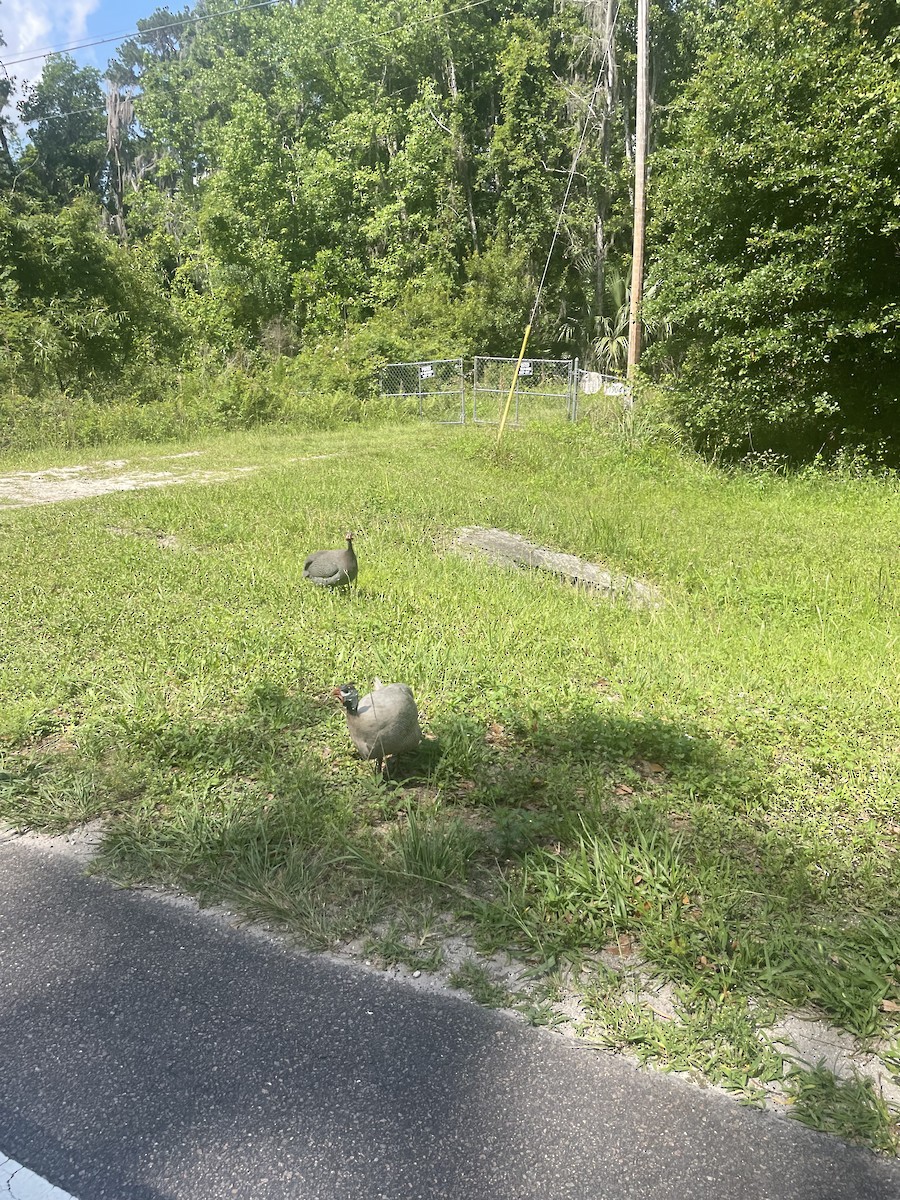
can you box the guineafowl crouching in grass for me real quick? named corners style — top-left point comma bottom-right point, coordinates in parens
top-left (303, 533), bottom-right (358, 588)
top-left (333, 680), bottom-right (422, 773)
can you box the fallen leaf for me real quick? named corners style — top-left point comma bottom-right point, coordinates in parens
top-left (681, 894), bottom-right (691, 906)
top-left (880, 999), bottom-right (900, 1013)
top-left (615, 783), bottom-right (634, 796)
top-left (647, 762), bottom-right (664, 774)
top-left (604, 934), bottom-right (634, 956)
top-left (633, 874), bottom-right (644, 885)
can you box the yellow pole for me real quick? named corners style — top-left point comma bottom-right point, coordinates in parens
top-left (496, 323), bottom-right (532, 447)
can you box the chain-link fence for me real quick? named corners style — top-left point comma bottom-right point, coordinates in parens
top-left (379, 355), bottom-right (603, 425)
top-left (472, 356), bottom-right (576, 425)
top-left (379, 359), bottom-right (466, 423)
top-left (571, 369), bottom-right (631, 422)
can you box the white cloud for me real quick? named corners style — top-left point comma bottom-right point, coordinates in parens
top-left (2, 0), bottom-right (102, 92)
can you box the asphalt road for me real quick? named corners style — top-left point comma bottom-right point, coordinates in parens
top-left (2, 834), bottom-right (899, 1200)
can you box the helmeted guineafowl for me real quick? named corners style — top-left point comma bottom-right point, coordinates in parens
top-left (303, 533), bottom-right (358, 588)
top-left (333, 679), bottom-right (422, 772)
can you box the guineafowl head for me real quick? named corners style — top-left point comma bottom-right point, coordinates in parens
top-left (333, 683), bottom-right (360, 713)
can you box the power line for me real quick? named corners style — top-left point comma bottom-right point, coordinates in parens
top-left (532, 8), bottom-right (621, 328)
top-left (12, 0), bottom-right (495, 126)
top-left (497, 2), bottom-right (621, 443)
top-left (4, 0), bottom-right (493, 69)
top-left (4, 0), bottom-right (287, 68)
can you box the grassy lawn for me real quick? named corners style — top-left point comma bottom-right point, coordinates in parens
top-left (2, 418), bottom-right (899, 1149)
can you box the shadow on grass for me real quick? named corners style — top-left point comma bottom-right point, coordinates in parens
top-left (4, 685), bottom-right (898, 1042)
top-left (427, 704), bottom-right (900, 1041)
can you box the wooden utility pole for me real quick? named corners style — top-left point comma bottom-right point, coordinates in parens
top-left (627, 0), bottom-right (649, 378)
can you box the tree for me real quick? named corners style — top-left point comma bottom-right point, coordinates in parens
top-left (0, 195), bottom-right (183, 394)
top-left (18, 56), bottom-right (108, 204)
top-left (0, 12), bottom-right (15, 178)
top-left (648, 0), bottom-right (900, 461)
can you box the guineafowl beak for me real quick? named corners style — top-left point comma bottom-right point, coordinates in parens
top-left (332, 683), bottom-right (360, 713)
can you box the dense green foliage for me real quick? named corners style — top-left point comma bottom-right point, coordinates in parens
top-left (0, 0), bottom-right (898, 457)
top-left (648, 0), bottom-right (900, 461)
top-left (0, 196), bottom-right (182, 395)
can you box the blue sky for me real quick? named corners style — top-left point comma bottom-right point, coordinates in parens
top-left (2, 0), bottom-right (158, 102)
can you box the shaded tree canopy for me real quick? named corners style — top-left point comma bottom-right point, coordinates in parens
top-left (647, 0), bottom-right (900, 460)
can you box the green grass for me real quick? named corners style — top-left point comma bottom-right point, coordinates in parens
top-left (580, 974), bottom-right (786, 1101)
top-left (2, 417), bottom-right (900, 1148)
top-left (787, 1064), bottom-right (899, 1154)
top-left (449, 959), bottom-right (515, 1008)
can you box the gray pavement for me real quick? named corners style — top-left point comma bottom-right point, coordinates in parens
top-left (2, 835), bottom-right (899, 1200)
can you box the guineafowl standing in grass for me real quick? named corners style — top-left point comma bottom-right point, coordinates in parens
top-left (333, 679), bottom-right (422, 773)
top-left (303, 533), bottom-right (358, 588)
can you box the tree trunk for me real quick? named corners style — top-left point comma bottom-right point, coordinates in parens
top-left (443, 37), bottom-right (479, 253)
top-left (106, 82), bottom-right (134, 239)
top-left (571, 0), bottom-right (619, 349)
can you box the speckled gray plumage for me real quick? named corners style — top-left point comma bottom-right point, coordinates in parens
top-left (303, 534), bottom-right (358, 588)
top-left (340, 680), bottom-right (422, 766)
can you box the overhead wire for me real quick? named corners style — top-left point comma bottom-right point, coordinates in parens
top-left (6, 0), bottom-right (495, 126)
top-left (4, 0), bottom-right (494, 69)
top-left (496, 1), bottom-right (620, 445)
top-left (4, 0), bottom-right (288, 67)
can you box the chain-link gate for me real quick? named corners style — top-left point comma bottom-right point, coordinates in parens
top-left (472, 357), bottom-right (576, 425)
top-left (380, 359), bottom-right (466, 423)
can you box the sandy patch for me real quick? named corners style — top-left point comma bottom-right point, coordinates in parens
top-left (0, 462), bottom-right (258, 509)
top-left (0, 451), bottom-right (349, 509)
